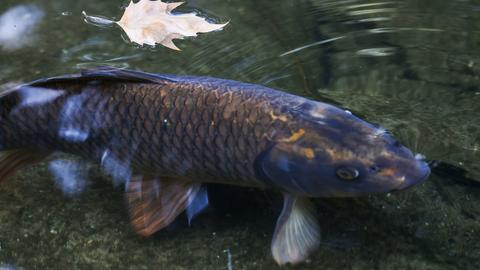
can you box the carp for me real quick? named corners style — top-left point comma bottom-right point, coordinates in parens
top-left (0, 67), bottom-right (430, 265)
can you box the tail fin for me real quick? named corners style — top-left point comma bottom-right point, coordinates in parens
top-left (0, 82), bottom-right (53, 182)
top-left (0, 149), bottom-right (50, 183)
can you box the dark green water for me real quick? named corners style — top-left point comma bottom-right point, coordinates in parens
top-left (0, 0), bottom-right (479, 269)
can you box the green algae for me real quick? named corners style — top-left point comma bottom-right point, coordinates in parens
top-left (1, 163), bottom-right (478, 269)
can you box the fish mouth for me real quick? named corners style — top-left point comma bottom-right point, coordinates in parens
top-left (393, 161), bottom-right (431, 191)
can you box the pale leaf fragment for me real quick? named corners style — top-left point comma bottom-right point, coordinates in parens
top-left (116, 0), bottom-right (228, 50)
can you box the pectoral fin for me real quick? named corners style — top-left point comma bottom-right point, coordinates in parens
top-left (0, 149), bottom-right (50, 182)
top-left (125, 175), bottom-right (201, 236)
top-left (271, 194), bottom-right (320, 265)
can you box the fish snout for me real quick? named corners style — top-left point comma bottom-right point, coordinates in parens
top-left (394, 159), bottom-right (431, 191)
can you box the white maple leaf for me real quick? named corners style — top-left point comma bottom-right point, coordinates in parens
top-left (83, 0), bottom-right (228, 50)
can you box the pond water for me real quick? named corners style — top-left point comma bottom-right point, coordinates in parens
top-left (0, 0), bottom-right (479, 269)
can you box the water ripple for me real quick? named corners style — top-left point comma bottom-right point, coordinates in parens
top-left (280, 36), bottom-right (345, 57)
top-left (356, 47), bottom-right (396, 57)
top-left (347, 8), bottom-right (397, 16)
top-left (345, 2), bottom-right (396, 10)
top-left (280, 26), bottom-right (443, 57)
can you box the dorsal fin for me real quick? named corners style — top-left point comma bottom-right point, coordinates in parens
top-left (81, 66), bottom-right (181, 84)
top-left (26, 67), bottom-right (181, 88)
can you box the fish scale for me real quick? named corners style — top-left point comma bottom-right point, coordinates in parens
top-left (67, 79), bottom-right (262, 186)
top-left (0, 77), bottom-right (284, 186)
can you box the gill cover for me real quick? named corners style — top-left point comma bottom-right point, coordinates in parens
top-left (256, 131), bottom-right (339, 196)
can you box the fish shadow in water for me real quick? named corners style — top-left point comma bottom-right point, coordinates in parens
top-left (153, 184), bottom-right (282, 239)
top-left (149, 184), bottom-right (425, 253)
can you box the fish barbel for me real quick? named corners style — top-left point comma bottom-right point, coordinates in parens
top-left (0, 67), bottom-right (430, 265)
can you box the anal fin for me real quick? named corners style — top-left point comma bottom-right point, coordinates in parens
top-left (0, 149), bottom-right (51, 182)
top-left (271, 194), bottom-right (320, 265)
top-left (126, 175), bottom-right (202, 236)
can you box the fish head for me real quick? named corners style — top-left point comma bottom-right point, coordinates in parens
top-left (257, 101), bottom-right (430, 197)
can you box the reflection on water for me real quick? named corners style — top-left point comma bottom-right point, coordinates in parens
top-left (49, 159), bottom-right (89, 197)
top-left (0, 0), bottom-right (479, 269)
top-left (0, 5), bottom-right (44, 51)
top-left (15, 86), bottom-right (65, 112)
top-left (100, 146), bottom-right (133, 187)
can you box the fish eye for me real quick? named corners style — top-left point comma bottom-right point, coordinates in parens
top-left (336, 167), bottom-right (360, 181)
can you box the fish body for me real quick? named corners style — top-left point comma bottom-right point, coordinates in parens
top-left (1, 69), bottom-right (309, 188)
top-left (0, 68), bottom-right (430, 265)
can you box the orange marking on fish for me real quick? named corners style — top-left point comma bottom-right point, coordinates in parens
top-left (280, 129), bottom-right (305, 143)
top-left (325, 147), bottom-right (354, 161)
top-left (300, 148), bottom-right (315, 159)
top-left (380, 168), bottom-right (396, 177)
top-left (270, 111), bottom-right (289, 122)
